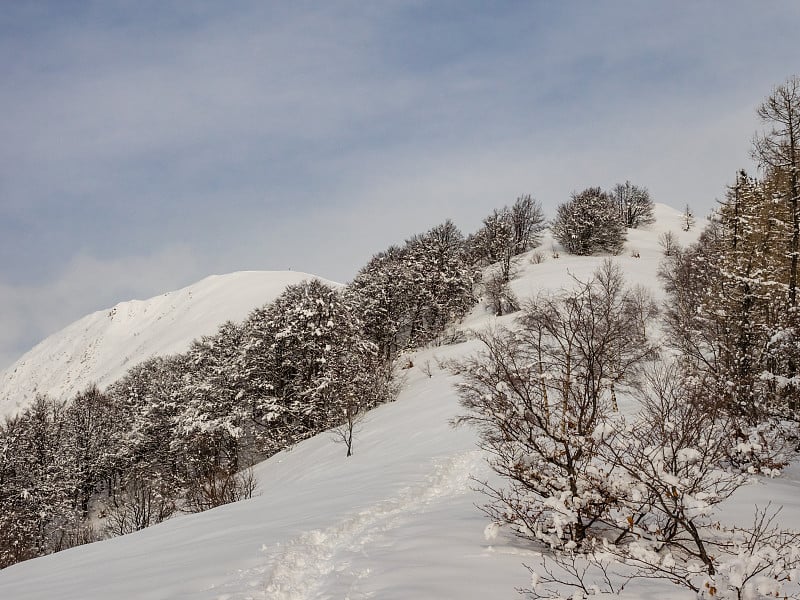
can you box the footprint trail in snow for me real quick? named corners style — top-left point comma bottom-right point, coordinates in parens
top-left (219, 450), bottom-right (482, 600)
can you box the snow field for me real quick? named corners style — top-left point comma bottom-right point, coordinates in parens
top-left (1, 204), bottom-right (798, 599)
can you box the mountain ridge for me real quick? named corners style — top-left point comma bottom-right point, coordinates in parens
top-left (0, 270), bottom-right (337, 418)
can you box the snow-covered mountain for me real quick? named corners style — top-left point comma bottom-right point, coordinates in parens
top-left (0, 271), bottom-right (335, 419)
top-left (2, 205), bottom-right (798, 600)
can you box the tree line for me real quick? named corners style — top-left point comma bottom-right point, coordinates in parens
top-left (0, 192), bottom-right (575, 568)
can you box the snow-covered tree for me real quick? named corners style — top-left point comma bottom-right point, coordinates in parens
top-left (173, 321), bottom-right (257, 511)
top-left (348, 221), bottom-right (475, 360)
top-left (660, 170), bottom-right (798, 424)
top-left (240, 279), bottom-right (390, 450)
top-left (454, 261), bottom-right (657, 548)
top-left (753, 75), bottom-right (800, 306)
top-left (403, 220), bottom-right (476, 344)
top-left (612, 180), bottom-right (655, 228)
top-left (104, 355), bottom-right (189, 526)
top-left (468, 195), bottom-right (546, 281)
top-left (62, 385), bottom-right (119, 517)
top-left (0, 396), bottom-right (78, 567)
top-left (347, 245), bottom-right (416, 364)
top-left (552, 187), bottom-right (626, 255)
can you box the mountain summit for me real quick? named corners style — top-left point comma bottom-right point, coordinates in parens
top-left (0, 271), bottom-right (333, 418)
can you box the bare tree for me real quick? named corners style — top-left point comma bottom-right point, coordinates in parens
top-left (332, 398), bottom-right (364, 458)
top-left (658, 230), bottom-right (680, 256)
top-left (469, 195), bottom-right (546, 282)
top-left (613, 180), bottom-right (655, 228)
top-left (513, 363), bottom-right (800, 599)
top-left (682, 204), bottom-right (695, 231)
top-left (453, 261), bottom-right (658, 548)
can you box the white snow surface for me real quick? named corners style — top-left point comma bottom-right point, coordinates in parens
top-left (0, 271), bottom-right (333, 418)
top-left (2, 204), bottom-right (798, 599)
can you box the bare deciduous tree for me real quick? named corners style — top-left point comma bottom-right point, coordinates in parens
top-left (613, 180), bottom-right (655, 228)
top-left (453, 261), bottom-right (657, 548)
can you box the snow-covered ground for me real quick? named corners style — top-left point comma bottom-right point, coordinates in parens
top-left (1, 204), bottom-right (797, 599)
top-left (0, 271), bottom-right (333, 418)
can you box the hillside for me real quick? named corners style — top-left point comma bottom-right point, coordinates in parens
top-left (1, 204), bottom-right (798, 599)
top-left (0, 271), bottom-right (333, 419)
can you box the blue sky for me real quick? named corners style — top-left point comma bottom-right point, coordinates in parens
top-left (2, 1), bottom-right (800, 370)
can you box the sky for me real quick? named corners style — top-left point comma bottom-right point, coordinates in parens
top-left (1, 0), bottom-right (799, 371)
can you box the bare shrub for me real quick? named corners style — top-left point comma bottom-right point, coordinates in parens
top-left (484, 273), bottom-right (520, 316)
top-left (104, 472), bottom-right (178, 536)
top-left (332, 398), bottom-right (365, 458)
top-left (454, 261), bottom-right (658, 549)
top-left (658, 230), bottom-right (680, 256)
top-left (184, 467), bottom-right (257, 513)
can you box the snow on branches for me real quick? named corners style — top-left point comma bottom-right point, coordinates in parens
top-left (454, 262), bottom-right (800, 599)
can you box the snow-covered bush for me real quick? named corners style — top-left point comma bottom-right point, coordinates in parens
top-left (484, 271), bottom-right (520, 316)
top-left (552, 187), bottom-right (626, 255)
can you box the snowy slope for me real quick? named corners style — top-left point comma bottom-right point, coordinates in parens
top-left (0, 271), bottom-right (334, 418)
top-left (2, 205), bottom-right (797, 600)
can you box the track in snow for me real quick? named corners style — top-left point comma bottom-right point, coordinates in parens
top-left (212, 450), bottom-right (482, 600)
